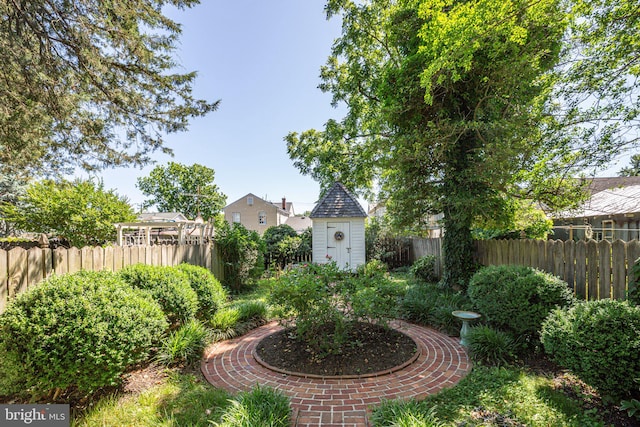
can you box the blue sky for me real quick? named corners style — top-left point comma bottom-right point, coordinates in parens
top-left (91, 1), bottom-right (345, 215)
top-left (89, 1), bottom-right (631, 217)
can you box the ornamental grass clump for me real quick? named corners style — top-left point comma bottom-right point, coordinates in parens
top-left (0, 271), bottom-right (167, 399)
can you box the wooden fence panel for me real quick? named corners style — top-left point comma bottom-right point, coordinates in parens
top-left (598, 240), bottom-right (611, 299)
top-left (627, 240), bottom-right (640, 292)
top-left (575, 241), bottom-right (587, 299)
top-left (43, 248), bottom-right (53, 279)
top-left (586, 240), bottom-right (598, 300)
top-left (27, 248), bottom-right (43, 290)
top-left (103, 247), bottom-right (114, 271)
top-left (0, 250), bottom-right (7, 313)
top-left (564, 240), bottom-right (576, 293)
top-left (552, 240), bottom-right (565, 279)
top-left (113, 246), bottom-right (124, 271)
top-left (8, 248), bottom-right (27, 298)
top-left (68, 248), bottom-right (81, 273)
top-left (93, 247), bottom-right (104, 271)
top-left (537, 240), bottom-right (546, 271)
top-left (53, 247), bottom-right (68, 274)
top-left (612, 240), bottom-right (627, 300)
top-left (81, 247), bottom-right (93, 271)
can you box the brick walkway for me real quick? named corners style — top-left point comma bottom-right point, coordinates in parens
top-left (201, 320), bottom-right (470, 427)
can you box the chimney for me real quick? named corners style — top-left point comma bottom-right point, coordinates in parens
top-left (282, 197), bottom-right (286, 210)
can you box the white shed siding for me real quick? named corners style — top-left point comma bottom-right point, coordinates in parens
top-left (312, 220), bottom-right (328, 264)
top-left (312, 217), bottom-right (365, 271)
top-left (349, 219), bottom-right (366, 269)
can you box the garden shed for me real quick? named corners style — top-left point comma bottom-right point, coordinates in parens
top-left (310, 182), bottom-right (367, 271)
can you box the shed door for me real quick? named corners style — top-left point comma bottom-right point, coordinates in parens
top-left (327, 222), bottom-right (351, 269)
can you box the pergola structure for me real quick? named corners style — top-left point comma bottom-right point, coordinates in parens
top-left (114, 220), bottom-right (213, 246)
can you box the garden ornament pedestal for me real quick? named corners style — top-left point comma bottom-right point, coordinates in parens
top-left (452, 310), bottom-right (481, 346)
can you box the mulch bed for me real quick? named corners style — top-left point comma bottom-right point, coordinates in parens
top-left (255, 322), bottom-right (417, 377)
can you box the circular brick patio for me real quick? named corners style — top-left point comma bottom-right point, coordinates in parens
top-left (201, 320), bottom-right (470, 427)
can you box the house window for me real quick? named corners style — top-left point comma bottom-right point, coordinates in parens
top-left (232, 212), bottom-right (241, 223)
top-left (247, 196), bottom-right (254, 206)
top-left (258, 211), bottom-right (267, 225)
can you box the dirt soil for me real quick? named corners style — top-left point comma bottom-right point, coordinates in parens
top-left (255, 322), bottom-right (417, 377)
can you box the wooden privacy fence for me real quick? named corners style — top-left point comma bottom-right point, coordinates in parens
top-left (410, 237), bottom-right (637, 301)
top-left (0, 244), bottom-right (223, 313)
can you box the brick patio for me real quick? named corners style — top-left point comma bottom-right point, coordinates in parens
top-left (201, 320), bottom-right (470, 427)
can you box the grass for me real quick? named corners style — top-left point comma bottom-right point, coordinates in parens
top-left (6, 272), bottom-right (627, 426)
top-left (371, 366), bottom-right (606, 426)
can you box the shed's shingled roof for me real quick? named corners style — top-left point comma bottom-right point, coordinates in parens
top-left (310, 182), bottom-right (367, 218)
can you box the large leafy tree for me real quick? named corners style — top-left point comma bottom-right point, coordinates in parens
top-left (0, 174), bottom-right (29, 236)
top-left (0, 0), bottom-right (218, 176)
top-left (137, 162), bottom-right (227, 220)
top-left (1, 179), bottom-right (136, 247)
top-left (619, 154), bottom-right (640, 177)
top-left (287, 0), bottom-right (571, 288)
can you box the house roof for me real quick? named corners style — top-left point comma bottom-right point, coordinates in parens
top-left (583, 176), bottom-right (640, 194)
top-left (310, 182), bottom-right (367, 218)
top-left (553, 184), bottom-right (640, 219)
top-left (138, 212), bottom-right (188, 222)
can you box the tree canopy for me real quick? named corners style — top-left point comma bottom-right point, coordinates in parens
top-left (0, 0), bottom-right (218, 177)
top-left (137, 162), bottom-right (227, 220)
top-left (619, 154), bottom-right (640, 177)
top-left (286, 0), bottom-right (639, 288)
top-left (1, 179), bottom-right (135, 247)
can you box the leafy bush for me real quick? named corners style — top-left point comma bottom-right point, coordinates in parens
top-left (270, 262), bottom-right (400, 353)
top-left (468, 265), bottom-right (575, 350)
top-left (628, 257), bottom-right (640, 306)
top-left (216, 221), bottom-right (265, 292)
top-left (466, 325), bottom-right (514, 367)
top-left (541, 299), bottom-right (640, 401)
top-left (0, 271), bottom-right (166, 397)
top-left (411, 255), bottom-right (438, 283)
top-left (119, 264), bottom-right (199, 327)
top-left (400, 283), bottom-right (473, 334)
top-left (156, 319), bottom-right (211, 366)
top-left (357, 259), bottom-right (388, 278)
top-left (176, 263), bottom-right (227, 319)
top-left (214, 385), bottom-right (290, 427)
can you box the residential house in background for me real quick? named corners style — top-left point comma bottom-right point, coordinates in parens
top-left (551, 176), bottom-right (640, 241)
top-left (223, 193), bottom-right (299, 235)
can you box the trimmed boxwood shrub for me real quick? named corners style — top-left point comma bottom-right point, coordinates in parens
top-left (119, 264), bottom-right (199, 326)
top-left (176, 263), bottom-right (227, 319)
top-left (468, 265), bottom-right (575, 350)
top-left (541, 299), bottom-right (640, 401)
top-left (0, 271), bottom-right (167, 397)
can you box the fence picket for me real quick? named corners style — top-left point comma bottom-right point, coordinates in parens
top-left (598, 240), bottom-right (611, 299)
top-left (575, 241), bottom-right (587, 299)
top-left (564, 240), bottom-right (576, 293)
top-left (0, 243), bottom-right (223, 313)
top-left (612, 240), bottom-right (627, 300)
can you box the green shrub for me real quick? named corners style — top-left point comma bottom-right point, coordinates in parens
top-left (466, 325), bottom-right (515, 367)
top-left (357, 259), bottom-right (388, 278)
top-left (156, 319), bottom-right (211, 366)
top-left (270, 262), bottom-right (399, 353)
top-left (119, 264), bottom-right (199, 326)
top-left (0, 271), bottom-right (167, 397)
top-left (468, 265), bottom-right (575, 351)
top-left (541, 299), bottom-right (640, 401)
top-left (214, 385), bottom-right (290, 427)
top-left (176, 263), bottom-right (227, 319)
top-left (628, 257), bottom-right (640, 306)
top-left (216, 221), bottom-right (265, 292)
top-left (410, 255), bottom-right (438, 283)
